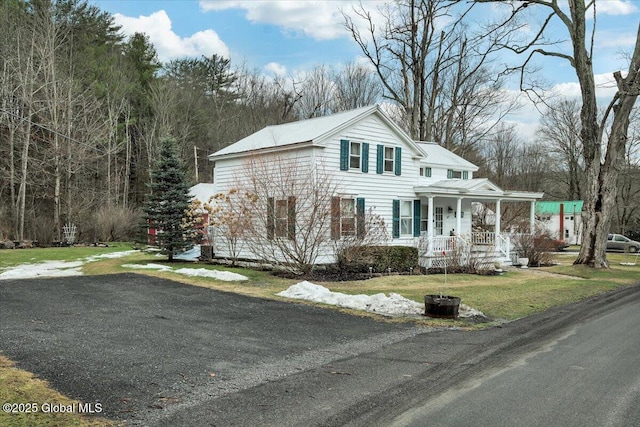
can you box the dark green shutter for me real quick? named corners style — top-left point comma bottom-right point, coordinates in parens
top-left (392, 200), bottom-right (400, 238)
top-left (331, 197), bottom-right (340, 240)
top-left (361, 143), bottom-right (369, 173)
top-left (425, 167), bottom-right (431, 177)
top-left (287, 196), bottom-right (296, 240)
top-left (376, 145), bottom-right (384, 174)
top-left (356, 198), bottom-right (365, 238)
top-left (267, 197), bottom-right (274, 240)
top-left (394, 147), bottom-right (402, 176)
top-left (463, 171), bottom-right (468, 180)
top-left (340, 139), bottom-right (349, 171)
top-left (447, 169), bottom-right (453, 179)
top-left (413, 200), bottom-right (421, 237)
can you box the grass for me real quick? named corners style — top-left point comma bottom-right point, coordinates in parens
top-left (0, 355), bottom-right (120, 427)
top-left (1, 245), bottom-right (640, 426)
top-left (0, 243), bottom-right (133, 270)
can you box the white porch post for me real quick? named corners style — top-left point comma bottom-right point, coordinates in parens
top-left (530, 200), bottom-right (536, 235)
top-left (456, 197), bottom-right (462, 236)
top-left (427, 196), bottom-right (434, 255)
top-left (495, 199), bottom-right (501, 236)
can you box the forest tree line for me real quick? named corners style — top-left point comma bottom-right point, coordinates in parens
top-left (1, 0), bottom-right (639, 246)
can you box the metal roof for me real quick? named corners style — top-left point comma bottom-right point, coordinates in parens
top-left (415, 142), bottom-right (478, 171)
top-left (210, 105), bottom-right (379, 158)
top-left (536, 200), bottom-right (584, 215)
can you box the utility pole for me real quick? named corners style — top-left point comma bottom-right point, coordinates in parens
top-left (194, 145), bottom-right (199, 183)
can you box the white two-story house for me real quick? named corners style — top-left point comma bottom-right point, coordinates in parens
top-left (196, 105), bottom-right (543, 267)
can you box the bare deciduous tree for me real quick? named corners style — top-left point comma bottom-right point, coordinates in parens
top-left (537, 99), bottom-right (584, 200)
top-left (332, 61), bottom-right (381, 110)
top-left (343, 0), bottom-right (518, 153)
top-left (477, 0), bottom-right (640, 268)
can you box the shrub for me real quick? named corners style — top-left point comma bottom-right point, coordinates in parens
top-left (336, 245), bottom-right (418, 274)
top-left (513, 232), bottom-right (556, 267)
top-left (81, 206), bottom-right (141, 242)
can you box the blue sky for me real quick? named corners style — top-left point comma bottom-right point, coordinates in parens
top-left (90, 0), bottom-right (640, 138)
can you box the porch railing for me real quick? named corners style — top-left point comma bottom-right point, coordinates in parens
top-left (419, 232), bottom-right (519, 257)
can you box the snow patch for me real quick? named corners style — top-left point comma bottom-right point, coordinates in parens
top-left (277, 281), bottom-right (486, 319)
top-left (277, 281), bottom-right (423, 316)
top-left (0, 250), bottom-right (138, 280)
top-left (121, 263), bottom-right (173, 271)
top-left (173, 268), bottom-right (248, 281)
top-left (122, 263), bottom-right (248, 281)
top-left (84, 250), bottom-right (139, 262)
top-left (0, 261), bottom-right (84, 280)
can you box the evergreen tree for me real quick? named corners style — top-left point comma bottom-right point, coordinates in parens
top-left (142, 137), bottom-right (195, 261)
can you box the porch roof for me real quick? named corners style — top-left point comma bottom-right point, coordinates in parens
top-left (414, 179), bottom-right (544, 201)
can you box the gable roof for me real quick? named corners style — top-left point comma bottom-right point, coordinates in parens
top-left (209, 105), bottom-right (422, 159)
top-left (415, 142), bottom-right (478, 171)
top-left (415, 178), bottom-right (544, 201)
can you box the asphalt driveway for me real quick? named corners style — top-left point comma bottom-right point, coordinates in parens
top-left (0, 273), bottom-right (417, 425)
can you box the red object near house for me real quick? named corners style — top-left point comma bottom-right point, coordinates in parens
top-left (148, 220), bottom-right (157, 245)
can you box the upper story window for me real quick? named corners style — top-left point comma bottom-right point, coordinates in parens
top-left (377, 145), bottom-right (401, 175)
top-left (340, 139), bottom-right (369, 173)
top-left (447, 169), bottom-right (469, 179)
top-left (384, 147), bottom-right (395, 172)
top-left (350, 142), bottom-right (361, 169)
top-left (420, 167), bottom-right (432, 178)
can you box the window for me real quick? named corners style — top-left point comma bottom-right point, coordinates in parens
top-left (331, 197), bottom-right (365, 239)
top-left (341, 140), bottom-right (369, 172)
top-left (377, 145), bottom-right (401, 175)
top-left (340, 199), bottom-right (356, 236)
top-left (400, 201), bottom-right (412, 235)
top-left (275, 199), bottom-right (288, 238)
top-left (384, 146), bottom-right (395, 172)
top-left (267, 197), bottom-right (295, 240)
top-left (448, 169), bottom-right (462, 179)
top-left (349, 142), bottom-right (361, 169)
top-left (421, 204), bottom-right (429, 232)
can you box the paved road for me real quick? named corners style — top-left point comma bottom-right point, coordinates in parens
top-left (1, 273), bottom-right (639, 426)
top-left (389, 297), bottom-right (640, 427)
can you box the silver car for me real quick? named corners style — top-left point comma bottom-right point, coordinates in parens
top-left (606, 234), bottom-right (640, 253)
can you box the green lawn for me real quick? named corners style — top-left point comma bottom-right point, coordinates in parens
top-left (0, 243), bottom-right (133, 269)
top-left (1, 245), bottom-right (639, 426)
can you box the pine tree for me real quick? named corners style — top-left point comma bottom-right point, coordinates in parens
top-left (142, 137), bottom-right (195, 261)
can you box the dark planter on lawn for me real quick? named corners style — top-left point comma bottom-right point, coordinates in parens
top-left (424, 295), bottom-right (461, 319)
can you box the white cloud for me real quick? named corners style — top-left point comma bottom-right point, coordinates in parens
top-left (550, 72), bottom-right (619, 99)
top-left (597, 31), bottom-right (638, 48)
top-left (113, 10), bottom-right (230, 62)
top-left (200, 0), bottom-right (364, 40)
top-left (264, 62), bottom-right (287, 76)
top-left (591, 0), bottom-right (638, 15)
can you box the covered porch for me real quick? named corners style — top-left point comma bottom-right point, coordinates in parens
top-left (414, 179), bottom-right (544, 267)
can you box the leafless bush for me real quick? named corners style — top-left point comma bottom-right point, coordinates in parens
top-left (86, 206), bottom-right (141, 242)
top-left (31, 216), bottom-right (56, 246)
top-left (513, 231), bottom-right (556, 267)
top-left (334, 207), bottom-right (389, 271)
